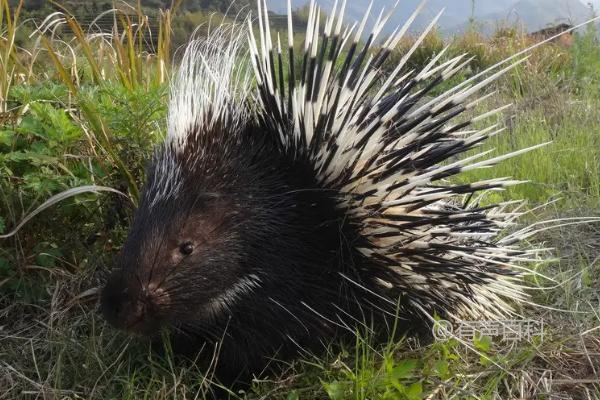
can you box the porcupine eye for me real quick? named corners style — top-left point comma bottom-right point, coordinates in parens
top-left (179, 242), bottom-right (194, 256)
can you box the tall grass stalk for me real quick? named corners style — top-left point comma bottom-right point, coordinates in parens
top-left (35, 4), bottom-right (176, 202)
top-left (0, 0), bottom-right (23, 112)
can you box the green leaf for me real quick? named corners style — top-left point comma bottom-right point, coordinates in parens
top-left (474, 334), bottom-right (493, 352)
top-left (582, 269), bottom-right (592, 287)
top-left (406, 381), bottom-right (423, 400)
top-left (1, 150), bottom-right (27, 162)
top-left (14, 151), bottom-right (57, 165)
top-left (35, 247), bottom-right (63, 268)
top-left (323, 380), bottom-right (346, 400)
top-left (391, 359), bottom-right (417, 380)
top-left (434, 359), bottom-right (449, 379)
top-left (28, 102), bottom-right (82, 144)
top-left (0, 130), bottom-right (15, 146)
top-left (286, 390), bottom-right (299, 400)
top-left (22, 173), bottom-right (63, 194)
top-left (0, 216), bottom-right (5, 233)
top-left (0, 257), bottom-right (11, 275)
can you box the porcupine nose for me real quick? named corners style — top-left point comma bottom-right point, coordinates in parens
top-left (100, 272), bottom-right (156, 335)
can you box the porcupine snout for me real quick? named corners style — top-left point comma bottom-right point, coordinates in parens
top-left (101, 271), bottom-right (167, 336)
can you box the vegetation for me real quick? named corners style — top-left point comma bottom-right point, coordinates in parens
top-left (1, 0), bottom-right (599, 399)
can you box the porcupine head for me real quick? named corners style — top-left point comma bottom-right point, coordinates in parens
top-left (102, 0), bottom-right (536, 381)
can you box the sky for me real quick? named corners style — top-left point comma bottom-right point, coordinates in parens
top-left (581, 0), bottom-right (600, 8)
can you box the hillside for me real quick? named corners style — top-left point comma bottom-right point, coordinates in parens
top-left (37, 0), bottom-right (254, 13)
top-left (269, 0), bottom-right (594, 35)
top-left (450, 0), bottom-right (594, 34)
top-left (13, 0), bottom-right (596, 37)
top-left (11, 0), bottom-right (259, 50)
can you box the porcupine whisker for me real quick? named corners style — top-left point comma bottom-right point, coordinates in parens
top-left (269, 297), bottom-right (310, 334)
top-left (338, 273), bottom-right (397, 307)
top-left (146, 220), bottom-right (173, 287)
top-left (300, 301), bottom-right (358, 336)
top-left (331, 303), bottom-right (376, 337)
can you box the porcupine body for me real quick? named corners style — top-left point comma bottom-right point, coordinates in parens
top-left (101, 0), bottom-right (542, 383)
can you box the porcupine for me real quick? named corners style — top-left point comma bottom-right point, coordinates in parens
top-left (101, 0), bottom-right (546, 384)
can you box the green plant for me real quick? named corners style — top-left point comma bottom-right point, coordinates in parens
top-left (0, 0), bottom-right (24, 112)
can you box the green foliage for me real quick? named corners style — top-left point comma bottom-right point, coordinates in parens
top-left (569, 24), bottom-right (600, 94)
top-left (289, 338), bottom-right (470, 400)
top-left (0, 79), bottom-right (164, 295)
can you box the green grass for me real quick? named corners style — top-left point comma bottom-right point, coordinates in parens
top-left (1, 2), bottom-right (600, 399)
top-left (460, 91), bottom-right (600, 205)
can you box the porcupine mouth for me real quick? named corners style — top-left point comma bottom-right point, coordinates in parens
top-left (100, 273), bottom-right (168, 337)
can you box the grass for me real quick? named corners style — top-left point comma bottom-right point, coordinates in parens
top-left (1, 1), bottom-right (600, 399)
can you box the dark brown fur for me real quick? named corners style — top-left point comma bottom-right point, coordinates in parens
top-left (100, 120), bottom-right (403, 385)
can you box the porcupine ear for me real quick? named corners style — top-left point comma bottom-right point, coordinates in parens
top-left (248, 0), bottom-right (595, 322)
